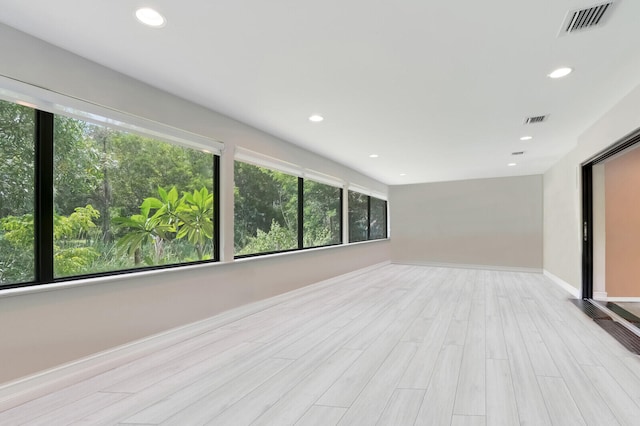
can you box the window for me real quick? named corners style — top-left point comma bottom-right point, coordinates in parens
top-left (348, 191), bottom-right (369, 243)
top-left (53, 118), bottom-right (217, 277)
top-left (234, 161), bottom-right (344, 256)
top-left (348, 191), bottom-right (387, 242)
top-left (0, 99), bottom-right (35, 285)
top-left (1, 80), bottom-right (389, 288)
top-left (370, 196), bottom-right (388, 240)
top-left (234, 162), bottom-right (298, 256)
top-left (0, 91), bottom-right (219, 290)
top-left (303, 180), bottom-right (342, 248)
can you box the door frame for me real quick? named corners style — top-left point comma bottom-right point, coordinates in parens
top-left (581, 128), bottom-right (640, 299)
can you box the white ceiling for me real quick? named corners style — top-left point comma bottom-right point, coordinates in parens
top-left (2, 1), bottom-right (640, 185)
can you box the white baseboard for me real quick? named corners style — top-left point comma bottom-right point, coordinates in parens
top-left (393, 260), bottom-right (542, 274)
top-left (604, 297), bottom-right (640, 302)
top-left (543, 270), bottom-right (581, 299)
top-left (593, 291), bottom-right (608, 301)
top-left (0, 261), bottom-right (390, 412)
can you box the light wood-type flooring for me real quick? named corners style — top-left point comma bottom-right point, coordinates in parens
top-left (2, 264), bottom-right (640, 425)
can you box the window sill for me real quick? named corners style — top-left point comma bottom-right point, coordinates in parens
top-left (0, 238), bottom-right (390, 299)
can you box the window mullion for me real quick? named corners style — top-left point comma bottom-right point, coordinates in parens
top-left (34, 110), bottom-right (54, 283)
top-left (213, 155), bottom-right (221, 261)
top-left (339, 188), bottom-right (344, 244)
top-left (298, 177), bottom-right (304, 249)
top-left (367, 196), bottom-right (371, 240)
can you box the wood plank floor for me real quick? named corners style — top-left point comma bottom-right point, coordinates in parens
top-left (2, 264), bottom-right (640, 425)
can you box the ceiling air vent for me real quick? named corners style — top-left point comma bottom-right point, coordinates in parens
top-left (512, 151), bottom-right (525, 156)
top-left (559, 1), bottom-right (616, 36)
top-left (524, 115), bottom-right (548, 124)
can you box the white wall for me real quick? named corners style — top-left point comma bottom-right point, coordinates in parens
top-left (543, 82), bottom-right (640, 291)
top-left (0, 24), bottom-right (390, 384)
top-left (0, 243), bottom-right (389, 384)
top-left (390, 175), bottom-right (543, 270)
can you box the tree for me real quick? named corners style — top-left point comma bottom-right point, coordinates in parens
top-left (53, 205), bottom-right (101, 277)
top-left (237, 220), bottom-right (297, 255)
top-left (0, 205), bottom-right (102, 281)
top-left (0, 214), bottom-right (34, 284)
top-left (108, 133), bottom-right (213, 217)
top-left (234, 163), bottom-right (298, 252)
top-left (349, 191), bottom-right (369, 242)
top-left (53, 116), bottom-right (102, 215)
top-left (0, 101), bottom-right (35, 218)
top-left (303, 181), bottom-right (340, 247)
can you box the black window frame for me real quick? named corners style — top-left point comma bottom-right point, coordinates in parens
top-left (0, 106), bottom-right (220, 291)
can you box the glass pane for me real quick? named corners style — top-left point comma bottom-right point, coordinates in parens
top-left (53, 117), bottom-right (215, 277)
top-left (0, 99), bottom-right (35, 285)
top-left (348, 191), bottom-right (368, 243)
top-left (234, 162), bottom-right (298, 255)
top-left (303, 180), bottom-right (341, 248)
top-left (370, 197), bottom-right (387, 240)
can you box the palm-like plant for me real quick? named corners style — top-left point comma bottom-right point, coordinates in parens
top-left (176, 187), bottom-right (214, 260)
top-left (112, 203), bottom-right (173, 265)
top-left (113, 186), bottom-right (214, 264)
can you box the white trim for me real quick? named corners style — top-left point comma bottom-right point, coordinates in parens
top-left (303, 169), bottom-right (344, 188)
top-left (0, 260), bottom-right (226, 300)
top-left (348, 183), bottom-right (370, 195)
top-left (543, 269), bottom-right (581, 298)
top-left (0, 241), bottom-right (389, 300)
top-left (593, 291), bottom-right (608, 301)
top-left (347, 184), bottom-right (387, 201)
top-left (0, 74), bottom-right (224, 154)
top-left (603, 297), bottom-right (640, 302)
top-left (0, 261), bottom-right (390, 411)
top-left (394, 261), bottom-right (542, 273)
top-left (234, 146), bottom-right (302, 176)
top-left (370, 191), bottom-right (387, 201)
top-left (233, 148), bottom-right (385, 194)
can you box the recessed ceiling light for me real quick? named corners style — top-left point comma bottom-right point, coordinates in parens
top-left (369, 154), bottom-right (379, 158)
top-left (520, 136), bottom-right (533, 141)
top-left (508, 163), bottom-right (517, 167)
top-left (308, 115), bottom-right (324, 122)
top-left (399, 173), bottom-right (407, 176)
top-left (135, 8), bottom-right (166, 28)
top-left (548, 67), bottom-right (573, 79)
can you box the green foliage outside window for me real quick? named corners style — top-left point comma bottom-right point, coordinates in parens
top-left (0, 101), bottom-right (35, 284)
top-left (51, 119), bottom-right (216, 278)
top-left (348, 191), bottom-right (369, 243)
top-left (0, 98), bottom-right (216, 285)
top-left (234, 162), bottom-right (342, 256)
top-left (234, 162), bottom-right (298, 255)
top-left (348, 191), bottom-right (387, 242)
top-left (303, 180), bottom-right (341, 247)
top-left (0, 95), bottom-right (380, 286)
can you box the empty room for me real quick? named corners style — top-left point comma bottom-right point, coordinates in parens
top-left (2, 1), bottom-right (640, 425)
